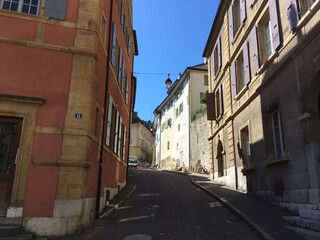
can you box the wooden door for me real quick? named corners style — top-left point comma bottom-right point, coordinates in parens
top-left (0, 118), bottom-right (22, 217)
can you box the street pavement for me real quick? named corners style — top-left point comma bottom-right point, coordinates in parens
top-left (55, 168), bottom-right (262, 240)
top-left (52, 168), bottom-right (305, 240)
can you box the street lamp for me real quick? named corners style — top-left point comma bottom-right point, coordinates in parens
top-left (165, 74), bottom-right (172, 89)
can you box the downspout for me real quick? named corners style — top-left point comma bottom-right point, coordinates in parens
top-left (95, 0), bottom-right (113, 219)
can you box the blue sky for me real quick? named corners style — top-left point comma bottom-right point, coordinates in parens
top-left (133, 1), bottom-right (219, 121)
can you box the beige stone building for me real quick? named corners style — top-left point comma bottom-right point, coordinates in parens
top-left (203, 0), bottom-right (320, 236)
top-left (129, 112), bottom-right (155, 166)
top-left (154, 64), bottom-right (208, 170)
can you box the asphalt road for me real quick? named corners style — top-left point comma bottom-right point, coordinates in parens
top-left (64, 169), bottom-right (261, 240)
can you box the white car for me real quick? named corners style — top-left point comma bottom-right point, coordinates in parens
top-left (128, 159), bottom-right (138, 167)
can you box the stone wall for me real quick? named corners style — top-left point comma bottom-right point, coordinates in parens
top-left (190, 108), bottom-right (211, 173)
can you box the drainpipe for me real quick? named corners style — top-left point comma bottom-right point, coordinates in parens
top-left (95, 0), bottom-right (113, 219)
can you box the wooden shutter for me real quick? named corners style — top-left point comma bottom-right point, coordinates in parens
top-left (250, 26), bottom-right (260, 74)
top-left (123, 127), bottom-right (126, 160)
top-left (218, 36), bottom-right (222, 69)
top-left (285, 0), bottom-right (299, 31)
top-left (118, 118), bottom-right (122, 156)
top-left (211, 50), bottom-right (215, 77)
top-left (219, 84), bottom-right (224, 115)
top-left (228, 4), bottom-right (234, 44)
top-left (243, 41), bottom-right (251, 85)
top-left (269, 0), bottom-right (281, 51)
top-left (44, 0), bottom-right (67, 20)
top-left (111, 23), bottom-right (117, 67)
top-left (114, 111), bottom-right (119, 153)
top-left (106, 95), bottom-right (113, 146)
top-left (207, 92), bottom-right (216, 120)
top-left (231, 62), bottom-right (237, 98)
top-left (240, 0), bottom-right (247, 23)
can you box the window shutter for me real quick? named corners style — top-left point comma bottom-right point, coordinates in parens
top-left (211, 51), bottom-right (215, 78)
top-left (44, 0), bottom-right (67, 20)
top-left (111, 23), bottom-right (117, 67)
top-left (228, 4), bottom-right (234, 44)
top-left (118, 118), bottom-right (122, 156)
top-left (243, 41), bottom-right (251, 85)
top-left (250, 26), bottom-right (260, 74)
top-left (240, 0), bottom-right (247, 23)
top-left (123, 127), bottom-right (126, 160)
top-left (231, 61), bottom-right (237, 98)
top-left (218, 36), bottom-right (222, 69)
top-left (269, 0), bottom-right (281, 51)
top-left (219, 84), bottom-right (224, 114)
top-left (114, 111), bottom-right (119, 153)
top-left (285, 0), bottom-right (299, 31)
top-left (207, 92), bottom-right (216, 120)
top-left (106, 95), bottom-right (113, 146)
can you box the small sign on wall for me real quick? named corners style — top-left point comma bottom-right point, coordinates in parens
top-left (75, 113), bottom-right (82, 119)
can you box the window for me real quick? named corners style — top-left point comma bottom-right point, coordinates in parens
top-left (286, 0), bottom-right (316, 31)
top-left (179, 102), bottom-right (183, 114)
top-left (228, 0), bottom-right (246, 43)
top-left (204, 75), bottom-right (208, 86)
top-left (233, 0), bottom-right (242, 35)
top-left (111, 23), bottom-right (118, 67)
top-left (1, 0), bottom-right (67, 19)
top-left (257, 11), bottom-right (273, 63)
top-left (236, 52), bottom-right (245, 92)
top-left (211, 36), bottom-right (222, 78)
top-left (298, 0), bottom-right (316, 16)
top-left (240, 126), bottom-right (251, 168)
top-left (167, 141), bottom-right (170, 150)
top-left (231, 42), bottom-right (250, 97)
top-left (178, 124), bottom-right (181, 132)
top-left (215, 85), bottom-right (224, 117)
top-left (101, 16), bottom-right (106, 47)
top-left (118, 49), bottom-right (123, 85)
top-left (1, 0), bottom-right (40, 15)
top-left (94, 107), bottom-right (100, 137)
top-left (271, 110), bottom-right (285, 159)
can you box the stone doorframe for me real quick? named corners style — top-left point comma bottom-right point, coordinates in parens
top-left (0, 94), bottom-right (45, 218)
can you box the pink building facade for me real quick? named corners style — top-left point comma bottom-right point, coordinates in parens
top-left (0, 0), bottom-right (137, 236)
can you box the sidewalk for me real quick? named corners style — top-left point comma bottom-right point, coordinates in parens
top-left (190, 173), bottom-right (304, 240)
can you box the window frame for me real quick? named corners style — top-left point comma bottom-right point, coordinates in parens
top-left (1, 0), bottom-right (41, 15)
top-left (271, 109), bottom-right (285, 160)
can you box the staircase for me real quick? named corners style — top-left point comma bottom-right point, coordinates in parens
top-left (284, 210), bottom-right (320, 240)
top-left (0, 218), bottom-right (33, 240)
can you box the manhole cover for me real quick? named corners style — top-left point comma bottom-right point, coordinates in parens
top-left (123, 234), bottom-right (152, 240)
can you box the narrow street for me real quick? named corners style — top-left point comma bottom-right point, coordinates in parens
top-left (62, 169), bottom-right (261, 240)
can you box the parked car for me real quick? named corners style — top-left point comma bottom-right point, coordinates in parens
top-left (128, 159), bottom-right (139, 168)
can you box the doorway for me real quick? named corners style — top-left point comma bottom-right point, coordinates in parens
top-left (0, 117), bottom-right (22, 217)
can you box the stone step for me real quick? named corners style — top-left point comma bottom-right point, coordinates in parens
top-left (300, 210), bottom-right (320, 221)
top-left (0, 225), bottom-right (22, 235)
top-left (287, 226), bottom-right (320, 240)
top-left (0, 224), bottom-right (34, 240)
top-left (284, 216), bottom-right (320, 232)
top-left (0, 233), bottom-right (33, 240)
